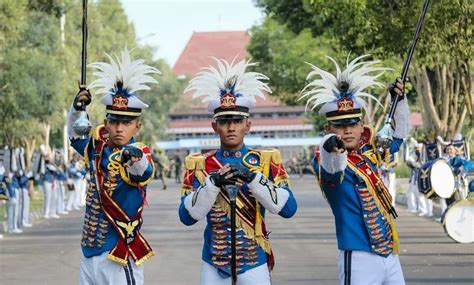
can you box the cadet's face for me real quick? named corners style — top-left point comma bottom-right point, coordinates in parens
top-left (104, 119), bottom-right (141, 147)
top-left (446, 145), bottom-right (456, 157)
top-left (212, 118), bottom-right (251, 151)
top-left (326, 122), bottom-right (364, 150)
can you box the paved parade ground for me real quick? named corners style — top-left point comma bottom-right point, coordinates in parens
top-left (1, 176), bottom-right (473, 285)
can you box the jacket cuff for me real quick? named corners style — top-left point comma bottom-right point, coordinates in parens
top-left (319, 134), bottom-right (347, 174)
top-left (393, 97), bottom-right (410, 139)
top-left (67, 105), bottom-right (82, 139)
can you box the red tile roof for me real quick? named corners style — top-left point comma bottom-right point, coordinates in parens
top-left (411, 112), bottom-right (423, 127)
top-left (173, 31), bottom-right (251, 76)
top-left (172, 31), bottom-right (283, 109)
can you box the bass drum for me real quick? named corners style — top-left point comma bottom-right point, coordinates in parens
top-left (418, 159), bottom-right (455, 198)
top-left (443, 199), bottom-right (474, 243)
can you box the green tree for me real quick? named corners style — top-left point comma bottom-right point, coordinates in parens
top-left (0, 0), bottom-right (181, 165)
top-left (0, 2), bottom-right (62, 161)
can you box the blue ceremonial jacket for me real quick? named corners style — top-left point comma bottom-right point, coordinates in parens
top-left (6, 176), bottom-right (20, 198)
top-left (43, 165), bottom-right (56, 183)
top-left (71, 126), bottom-right (154, 259)
top-left (448, 156), bottom-right (474, 175)
top-left (313, 129), bottom-right (402, 257)
top-left (17, 175), bottom-right (29, 189)
top-left (179, 145), bottom-right (297, 277)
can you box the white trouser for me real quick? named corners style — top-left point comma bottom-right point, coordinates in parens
top-left (200, 262), bottom-right (271, 285)
top-left (406, 182), bottom-right (419, 212)
top-left (418, 195), bottom-right (433, 216)
top-left (43, 181), bottom-right (57, 218)
top-left (80, 251), bottom-right (144, 285)
top-left (74, 179), bottom-right (85, 207)
top-left (7, 188), bottom-right (20, 231)
top-left (338, 250), bottom-right (405, 285)
top-left (15, 187), bottom-right (23, 228)
top-left (56, 181), bottom-right (66, 213)
top-left (66, 179), bottom-right (80, 211)
top-left (439, 198), bottom-right (447, 216)
top-left (387, 173), bottom-right (396, 207)
top-left (21, 187), bottom-right (30, 225)
top-left (66, 188), bottom-right (76, 211)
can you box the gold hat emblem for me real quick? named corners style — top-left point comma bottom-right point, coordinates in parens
top-left (337, 98), bottom-right (354, 112)
top-left (220, 93), bottom-right (236, 109)
top-left (112, 95), bottom-right (129, 110)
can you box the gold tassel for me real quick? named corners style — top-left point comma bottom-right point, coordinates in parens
top-left (135, 251), bottom-right (155, 266)
top-left (107, 254), bottom-right (128, 266)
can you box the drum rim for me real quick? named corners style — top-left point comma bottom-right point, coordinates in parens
top-left (442, 199), bottom-right (474, 243)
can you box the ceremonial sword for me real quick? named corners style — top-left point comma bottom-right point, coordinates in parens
top-left (225, 184), bottom-right (239, 285)
top-left (73, 0), bottom-right (92, 137)
top-left (376, 0), bottom-right (430, 147)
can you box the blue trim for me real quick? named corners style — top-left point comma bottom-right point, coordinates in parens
top-left (123, 262), bottom-right (131, 285)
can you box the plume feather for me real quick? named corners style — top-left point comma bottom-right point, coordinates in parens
top-left (299, 55), bottom-right (392, 113)
top-left (185, 57), bottom-right (271, 104)
top-left (88, 46), bottom-right (160, 96)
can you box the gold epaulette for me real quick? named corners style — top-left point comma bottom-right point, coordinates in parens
top-left (92, 125), bottom-right (106, 141)
top-left (260, 148), bottom-right (282, 166)
top-left (184, 153), bottom-right (205, 171)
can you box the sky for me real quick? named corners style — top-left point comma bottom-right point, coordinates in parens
top-left (120, 0), bottom-right (264, 67)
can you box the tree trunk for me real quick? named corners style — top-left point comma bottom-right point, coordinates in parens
top-left (413, 64), bottom-right (443, 135)
top-left (412, 59), bottom-right (471, 140)
top-left (21, 137), bottom-right (36, 170)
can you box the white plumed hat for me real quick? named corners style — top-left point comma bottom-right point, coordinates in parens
top-left (184, 57), bottom-right (271, 120)
top-left (88, 46), bottom-right (160, 119)
top-left (299, 54), bottom-right (391, 125)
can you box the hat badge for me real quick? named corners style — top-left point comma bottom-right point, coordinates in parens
top-left (220, 92), bottom-right (236, 109)
top-left (112, 95), bottom-right (129, 110)
top-left (337, 98), bottom-right (354, 112)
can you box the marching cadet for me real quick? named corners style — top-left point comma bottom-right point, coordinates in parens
top-left (152, 149), bottom-right (168, 190)
top-left (0, 165), bottom-right (7, 239)
top-left (6, 171), bottom-right (22, 233)
top-left (179, 57), bottom-right (297, 284)
top-left (443, 135), bottom-right (474, 202)
top-left (301, 55), bottom-right (408, 284)
top-left (380, 152), bottom-right (399, 207)
top-left (0, 165), bottom-right (7, 201)
top-left (43, 157), bottom-right (59, 219)
top-left (65, 155), bottom-right (81, 212)
top-left (68, 47), bottom-right (159, 285)
top-left (405, 140), bottom-right (423, 214)
top-left (15, 169), bottom-right (33, 227)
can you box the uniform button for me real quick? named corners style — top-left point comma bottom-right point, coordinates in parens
top-left (381, 217), bottom-right (385, 220)
top-left (363, 214), bottom-right (368, 218)
top-left (371, 245), bottom-right (375, 249)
